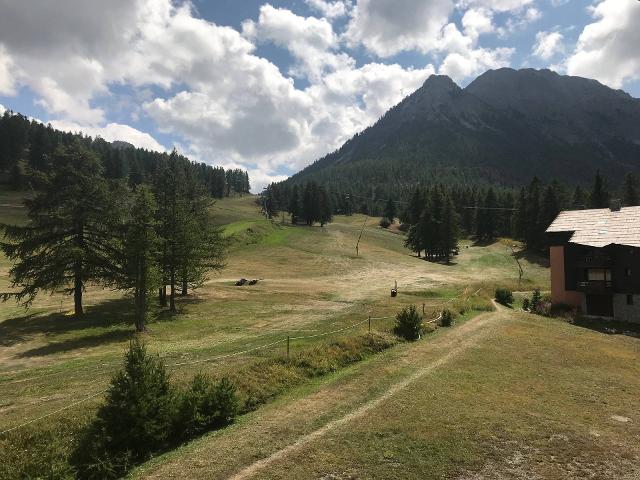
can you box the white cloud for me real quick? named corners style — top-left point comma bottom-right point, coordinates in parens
top-left (456, 0), bottom-right (533, 13)
top-left (0, 45), bottom-right (15, 95)
top-left (532, 31), bottom-right (564, 60)
top-left (243, 4), bottom-right (353, 82)
top-left (305, 0), bottom-right (351, 19)
top-left (0, 0), bottom-right (530, 189)
top-left (566, 0), bottom-right (640, 89)
top-left (49, 120), bottom-right (167, 152)
top-left (0, 104), bottom-right (5, 115)
top-left (462, 8), bottom-right (494, 39)
top-left (437, 23), bottom-right (513, 82)
top-left (344, 0), bottom-right (454, 57)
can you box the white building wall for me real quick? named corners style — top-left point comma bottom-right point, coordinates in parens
top-left (613, 294), bottom-right (640, 323)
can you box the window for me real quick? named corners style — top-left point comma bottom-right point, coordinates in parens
top-left (627, 295), bottom-right (634, 306)
top-left (587, 269), bottom-right (611, 282)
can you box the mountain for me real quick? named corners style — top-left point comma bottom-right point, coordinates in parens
top-left (288, 68), bottom-right (640, 190)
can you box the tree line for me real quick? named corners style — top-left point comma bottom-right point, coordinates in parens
top-left (265, 170), bottom-right (640, 254)
top-left (0, 109), bottom-right (250, 197)
top-left (0, 141), bottom-right (226, 331)
top-left (262, 181), bottom-right (333, 226)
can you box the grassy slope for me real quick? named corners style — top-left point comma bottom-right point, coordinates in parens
top-left (132, 306), bottom-right (640, 479)
top-left (5, 192), bottom-right (626, 479)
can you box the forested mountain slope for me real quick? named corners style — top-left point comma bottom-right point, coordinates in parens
top-left (288, 68), bottom-right (640, 190)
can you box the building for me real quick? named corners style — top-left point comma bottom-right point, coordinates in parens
top-left (546, 205), bottom-right (640, 322)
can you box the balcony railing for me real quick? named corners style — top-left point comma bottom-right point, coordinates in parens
top-left (577, 280), bottom-right (613, 292)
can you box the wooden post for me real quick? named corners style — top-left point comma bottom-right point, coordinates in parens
top-left (368, 316), bottom-right (371, 333)
top-left (422, 303), bottom-right (425, 315)
top-left (286, 336), bottom-right (290, 359)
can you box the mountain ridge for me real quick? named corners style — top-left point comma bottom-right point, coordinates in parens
top-left (288, 68), bottom-right (640, 189)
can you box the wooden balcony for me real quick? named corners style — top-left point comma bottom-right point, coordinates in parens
top-left (576, 280), bottom-right (614, 293)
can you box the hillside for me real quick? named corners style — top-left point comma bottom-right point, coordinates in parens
top-left (288, 68), bottom-right (640, 190)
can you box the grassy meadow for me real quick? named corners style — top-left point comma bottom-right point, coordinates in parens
top-left (1, 191), bottom-right (638, 479)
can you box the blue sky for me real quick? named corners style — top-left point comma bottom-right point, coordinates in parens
top-left (0, 0), bottom-right (638, 190)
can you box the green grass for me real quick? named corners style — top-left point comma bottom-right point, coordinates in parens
top-left (2, 192), bottom-right (595, 479)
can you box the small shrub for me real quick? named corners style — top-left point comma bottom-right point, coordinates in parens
top-left (394, 305), bottom-right (423, 340)
top-left (531, 289), bottom-right (542, 310)
top-left (174, 374), bottom-right (239, 440)
top-left (379, 218), bottom-right (391, 228)
top-left (522, 298), bottom-right (530, 311)
top-left (441, 309), bottom-right (455, 327)
top-left (495, 288), bottom-right (513, 306)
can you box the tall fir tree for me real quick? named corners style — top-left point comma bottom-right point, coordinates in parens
top-left (572, 185), bottom-right (587, 209)
top-left (590, 170), bottom-right (610, 208)
top-left (119, 185), bottom-right (160, 331)
top-left (288, 185), bottom-right (300, 223)
top-left (440, 194), bottom-right (459, 263)
top-left (623, 173), bottom-right (639, 206)
top-left (383, 198), bottom-right (396, 223)
top-left (0, 141), bottom-right (118, 316)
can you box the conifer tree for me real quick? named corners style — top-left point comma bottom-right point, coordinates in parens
top-left (590, 170), bottom-right (610, 208)
top-left (513, 187), bottom-right (527, 240)
top-left (383, 198), bottom-right (396, 223)
top-left (319, 186), bottom-right (333, 226)
top-left (572, 185), bottom-right (587, 209)
top-left (119, 185), bottom-right (160, 331)
top-left (155, 151), bottom-right (190, 312)
top-left (440, 195), bottom-right (459, 263)
top-left (0, 141), bottom-right (117, 316)
top-left (623, 173), bottom-right (639, 206)
top-left (288, 185), bottom-right (300, 223)
top-left (524, 177), bottom-right (542, 250)
top-left (541, 182), bottom-right (562, 233)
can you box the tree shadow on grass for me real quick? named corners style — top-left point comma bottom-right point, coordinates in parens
top-left (0, 298), bottom-right (135, 347)
top-left (570, 317), bottom-right (640, 338)
top-left (514, 250), bottom-right (549, 268)
top-left (16, 329), bottom-right (133, 358)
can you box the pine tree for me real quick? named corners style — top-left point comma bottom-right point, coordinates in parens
top-left (0, 141), bottom-right (118, 316)
top-left (318, 186), bottom-right (333, 227)
top-left (155, 152), bottom-right (189, 312)
top-left (440, 195), bottom-right (459, 263)
top-left (513, 187), bottom-right (527, 239)
top-left (590, 170), bottom-right (610, 208)
top-left (288, 185), bottom-right (300, 223)
top-left (541, 182), bottom-right (562, 233)
top-left (119, 185), bottom-right (160, 332)
top-left (476, 187), bottom-right (497, 241)
top-left (623, 173), bottom-right (639, 206)
top-left (524, 177), bottom-right (542, 250)
top-left (572, 185), bottom-right (587, 209)
top-left (383, 198), bottom-right (396, 223)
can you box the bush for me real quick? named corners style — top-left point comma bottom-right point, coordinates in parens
top-left (495, 288), bottom-right (513, 306)
top-left (379, 218), bottom-right (391, 228)
top-left (441, 309), bottom-right (455, 327)
top-left (531, 289), bottom-right (542, 310)
top-left (74, 339), bottom-right (176, 479)
top-left (394, 305), bottom-right (423, 340)
top-left (0, 420), bottom-right (81, 480)
top-left (174, 374), bottom-right (239, 440)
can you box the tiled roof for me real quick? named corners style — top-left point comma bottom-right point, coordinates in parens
top-left (546, 206), bottom-right (640, 248)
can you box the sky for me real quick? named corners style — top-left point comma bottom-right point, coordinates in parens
top-left (0, 0), bottom-right (639, 191)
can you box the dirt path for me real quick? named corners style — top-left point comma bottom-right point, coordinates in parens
top-left (137, 304), bottom-right (508, 479)
top-left (226, 306), bottom-right (504, 480)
